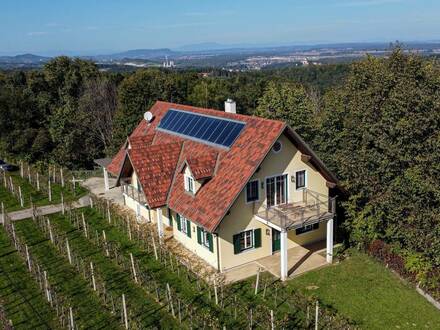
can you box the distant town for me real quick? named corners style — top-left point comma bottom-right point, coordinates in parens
top-left (1, 41), bottom-right (440, 71)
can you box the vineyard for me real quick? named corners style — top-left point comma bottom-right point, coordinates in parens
top-left (0, 166), bottom-right (355, 329)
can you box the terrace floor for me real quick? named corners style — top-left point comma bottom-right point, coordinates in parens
top-left (223, 241), bottom-right (329, 283)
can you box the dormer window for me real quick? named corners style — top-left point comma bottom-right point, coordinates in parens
top-left (184, 174), bottom-right (195, 193)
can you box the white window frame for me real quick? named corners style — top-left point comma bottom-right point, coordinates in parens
top-left (181, 216), bottom-right (189, 234)
top-left (265, 173), bottom-right (290, 206)
top-left (294, 169), bottom-right (307, 191)
top-left (184, 174), bottom-right (195, 194)
top-left (201, 228), bottom-right (210, 249)
top-left (239, 229), bottom-right (254, 251)
top-left (245, 179), bottom-right (260, 204)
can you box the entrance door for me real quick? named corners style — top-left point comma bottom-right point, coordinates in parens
top-left (266, 174), bottom-right (288, 207)
top-left (272, 228), bottom-right (281, 253)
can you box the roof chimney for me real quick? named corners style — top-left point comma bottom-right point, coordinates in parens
top-left (224, 99), bottom-right (236, 114)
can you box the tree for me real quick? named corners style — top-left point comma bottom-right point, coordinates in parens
top-left (255, 81), bottom-right (317, 142)
top-left (324, 49), bottom-right (440, 265)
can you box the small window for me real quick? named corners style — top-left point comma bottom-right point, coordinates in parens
top-left (240, 230), bottom-right (254, 250)
top-left (272, 140), bottom-right (282, 153)
top-left (296, 223), bottom-right (319, 235)
top-left (233, 229), bottom-right (261, 254)
top-left (246, 180), bottom-right (259, 203)
top-left (177, 214), bottom-right (191, 238)
top-left (295, 170), bottom-right (306, 190)
top-left (197, 226), bottom-right (213, 252)
top-left (185, 175), bottom-right (194, 193)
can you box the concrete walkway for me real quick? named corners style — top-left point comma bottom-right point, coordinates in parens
top-left (82, 177), bottom-right (124, 205)
top-left (1, 195), bottom-right (91, 222)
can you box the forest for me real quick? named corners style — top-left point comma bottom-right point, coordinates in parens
top-left (0, 48), bottom-right (439, 292)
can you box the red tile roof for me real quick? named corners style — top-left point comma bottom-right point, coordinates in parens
top-left (128, 140), bottom-right (182, 208)
top-left (108, 101), bottom-right (337, 232)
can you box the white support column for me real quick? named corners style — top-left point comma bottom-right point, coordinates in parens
top-left (326, 218), bottom-right (334, 263)
top-left (103, 168), bottom-right (110, 191)
top-left (280, 230), bottom-right (288, 281)
top-left (157, 208), bottom-right (164, 238)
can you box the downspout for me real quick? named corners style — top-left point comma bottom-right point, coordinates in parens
top-left (215, 233), bottom-right (221, 272)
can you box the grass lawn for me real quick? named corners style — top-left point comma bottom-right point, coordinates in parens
top-left (0, 227), bottom-right (60, 329)
top-left (0, 171), bottom-right (87, 212)
top-left (287, 250), bottom-right (440, 329)
top-left (14, 219), bottom-right (120, 329)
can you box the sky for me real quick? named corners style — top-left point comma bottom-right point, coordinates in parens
top-left (1, 0), bottom-right (439, 55)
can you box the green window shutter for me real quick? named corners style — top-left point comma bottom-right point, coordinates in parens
top-left (197, 227), bottom-right (202, 245)
top-left (233, 234), bottom-right (241, 254)
top-left (186, 219), bottom-right (191, 238)
top-left (176, 213), bottom-right (181, 231)
top-left (254, 228), bottom-right (262, 248)
top-left (208, 233), bottom-right (214, 252)
top-left (168, 210), bottom-right (173, 227)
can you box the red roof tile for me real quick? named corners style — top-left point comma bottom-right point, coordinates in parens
top-left (128, 141), bottom-right (182, 208)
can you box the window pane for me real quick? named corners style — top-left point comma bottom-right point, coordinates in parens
top-left (296, 171), bottom-right (306, 189)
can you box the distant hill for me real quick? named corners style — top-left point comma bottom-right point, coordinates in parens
top-left (0, 53), bottom-right (51, 64)
top-left (93, 48), bottom-right (179, 61)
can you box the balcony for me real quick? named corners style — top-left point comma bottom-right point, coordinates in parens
top-left (255, 189), bottom-right (336, 231)
top-left (121, 183), bottom-right (146, 204)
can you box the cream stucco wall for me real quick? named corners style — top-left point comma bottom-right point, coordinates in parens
top-left (216, 133), bottom-right (328, 271)
top-left (170, 210), bottom-right (219, 269)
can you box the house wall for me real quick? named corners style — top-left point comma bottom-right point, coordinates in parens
top-left (217, 133), bottom-right (328, 271)
top-left (170, 210), bottom-right (219, 269)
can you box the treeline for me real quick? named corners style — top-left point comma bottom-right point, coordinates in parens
top-left (1, 49), bottom-right (439, 282)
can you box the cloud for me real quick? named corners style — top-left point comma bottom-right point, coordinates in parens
top-left (27, 31), bottom-right (48, 36)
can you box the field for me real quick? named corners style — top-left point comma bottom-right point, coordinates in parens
top-left (287, 250), bottom-right (440, 329)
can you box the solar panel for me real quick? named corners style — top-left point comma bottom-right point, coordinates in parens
top-left (158, 109), bottom-right (245, 148)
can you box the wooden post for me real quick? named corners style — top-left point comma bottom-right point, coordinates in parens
top-left (11, 223), bottom-right (17, 249)
top-left (47, 219), bottom-right (54, 243)
top-left (1, 202), bottom-right (5, 225)
top-left (26, 244), bottom-right (31, 271)
top-left (20, 160), bottom-right (24, 178)
top-left (152, 236), bottom-right (158, 260)
top-left (18, 186), bottom-right (24, 207)
top-left (255, 268), bottom-right (260, 295)
top-left (107, 200), bottom-right (111, 224)
top-left (127, 222), bottom-right (132, 241)
top-left (103, 230), bottom-right (109, 257)
top-left (214, 279), bottom-right (219, 305)
top-left (130, 253), bottom-right (138, 283)
top-left (82, 213), bottom-right (88, 238)
top-left (44, 271), bottom-right (50, 302)
top-left (72, 176), bottom-right (76, 191)
top-left (48, 180), bottom-right (52, 202)
top-left (270, 310), bottom-right (275, 330)
top-left (3, 171), bottom-right (6, 188)
top-left (66, 238), bottom-right (72, 265)
top-left (166, 283), bottom-right (175, 317)
top-left (89, 196), bottom-right (93, 209)
top-left (90, 262), bottom-right (96, 291)
top-left (36, 173), bottom-right (40, 191)
top-left (122, 294), bottom-right (128, 329)
top-left (69, 307), bottom-right (74, 330)
top-left (60, 168), bottom-right (64, 187)
top-left (27, 165), bottom-right (31, 183)
top-left (315, 300), bottom-right (319, 330)
top-left (61, 193), bottom-right (65, 215)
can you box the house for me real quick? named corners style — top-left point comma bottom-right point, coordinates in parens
top-left (100, 100), bottom-right (338, 281)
